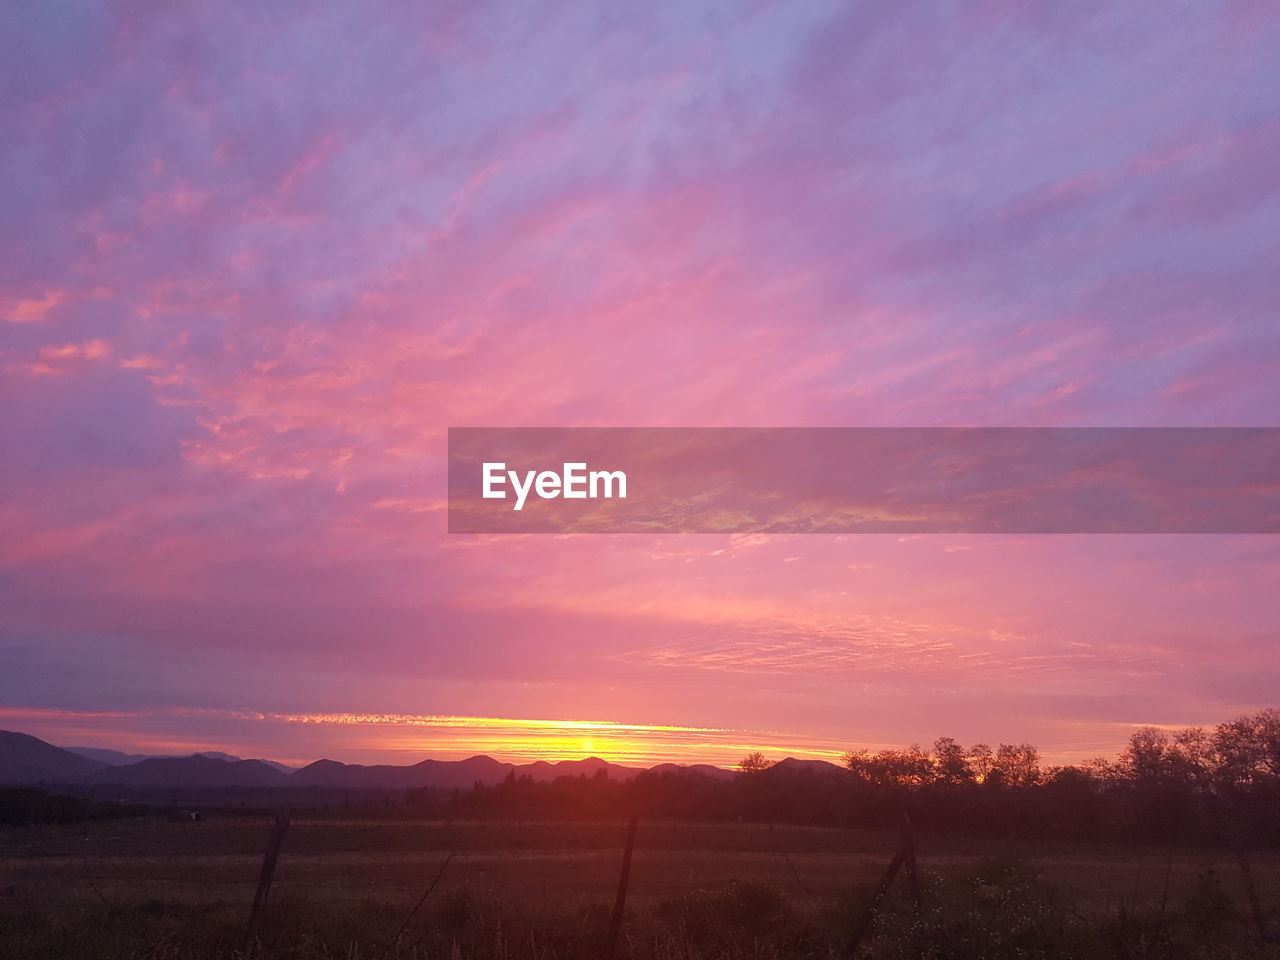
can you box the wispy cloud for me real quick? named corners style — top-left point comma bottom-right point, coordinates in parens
top-left (1, 2), bottom-right (1277, 764)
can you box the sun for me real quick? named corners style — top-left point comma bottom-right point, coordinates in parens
top-left (581, 737), bottom-right (594, 755)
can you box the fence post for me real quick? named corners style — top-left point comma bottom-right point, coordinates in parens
top-left (900, 809), bottom-right (921, 908)
top-left (604, 815), bottom-right (639, 960)
top-left (244, 814), bottom-right (290, 958)
top-left (378, 852), bottom-right (454, 960)
top-left (848, 847), bottom-right (905, 955)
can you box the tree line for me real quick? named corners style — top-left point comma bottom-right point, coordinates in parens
top-left (815, 706), bottom-right (1278, 794)
top-left (443, 708), bottom-right (1280, 847)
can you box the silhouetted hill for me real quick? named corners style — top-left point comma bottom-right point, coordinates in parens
top-left (292, 755), bottom-right (643, 789)
top-left (0, 731), bottom-right (107, 783)
top-left (292, 755), bottom-right (507, 789)
top-left (63, 747), bottom-right (151, 766)
top-left (91, 755), bottom-right (289, 788)
top-left (65, 746), bottom-right (295, 774)
top-left (0, 729), bottom-right (736, 790)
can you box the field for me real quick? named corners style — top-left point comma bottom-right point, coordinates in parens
top-left (3, 816), bottom-right (1278, 958)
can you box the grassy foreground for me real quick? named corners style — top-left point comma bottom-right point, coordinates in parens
top-left (2, 818), bottom-right (1277, 958)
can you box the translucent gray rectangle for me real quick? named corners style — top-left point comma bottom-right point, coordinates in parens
top-left (448, 428), bottom-right (1280, 534)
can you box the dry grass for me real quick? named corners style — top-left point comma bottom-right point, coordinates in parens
top-left (2, 818), bottom-right (1277, 958)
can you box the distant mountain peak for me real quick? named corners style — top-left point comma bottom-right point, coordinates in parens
top-left (64, 745), bottom-right (295, 774)
top-left (1, 729), bottom-right (734, 790)
top-left (0, 730), bottom-right (107, 784)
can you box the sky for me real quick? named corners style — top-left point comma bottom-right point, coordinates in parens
top-left (1, 1), bottom-right (1278, 769)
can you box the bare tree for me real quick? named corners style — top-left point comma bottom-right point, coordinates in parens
top-left (1119, 726), bottom-right (1173, 784)
top-left (844, 746), bottom-right (934, 785)
top-left (994, 743), bottom-right (1041, 787)
top-left (933, 737), bottom-right (974, 785)
top-left (739, 751), bottom-right (774, 774)
top-left (967, 743), bottom-right (994, 782)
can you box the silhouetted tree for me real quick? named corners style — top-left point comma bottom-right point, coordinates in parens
top-left (933, 737), bottom-right (974, 785)
top-left (994, 743), bottom-right (1040, 786)
top-left (1119, 726), bottom-right (1174, 784)
top-left (968, 743), bottom-right (994, 782)
top-left (844, 745), bottom-right (933, 785)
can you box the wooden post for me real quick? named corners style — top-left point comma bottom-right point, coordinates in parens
top-left (900, 809), bottom-right (921, 908)
top-left (1159, 845), bottom-right (1174, 917)
top-left (244, 814), bottom-right (290, 958)
top-left (848, 847), bottom-right (906, 954)
top-left (604, 815), bottom-right (639, 960)
top-left (378, 853), bottom-right (454, 960)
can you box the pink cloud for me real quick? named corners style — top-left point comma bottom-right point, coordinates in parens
top-left (1, 1), bottom-right (1278, 765)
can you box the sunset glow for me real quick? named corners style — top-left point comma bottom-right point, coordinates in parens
top-left (2, 2), bottom-right (1279, 772)
top-left (0, 707), bottom-right (861, 767)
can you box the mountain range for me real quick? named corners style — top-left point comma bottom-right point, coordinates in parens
top-left (0, 729), bottom-right (769, 790)
top-left (64, 745), bottom-right (296, 774)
